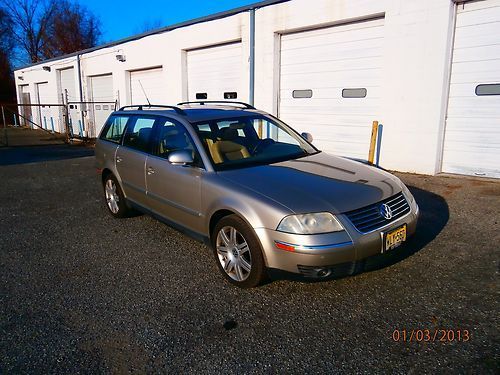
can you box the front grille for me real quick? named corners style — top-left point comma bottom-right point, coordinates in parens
top-left (344, 192), bottom-right (410, 233)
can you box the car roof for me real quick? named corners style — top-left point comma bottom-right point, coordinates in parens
top-left (112, 105), bottom-right (267, 123)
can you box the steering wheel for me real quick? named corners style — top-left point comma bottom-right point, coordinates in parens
top-left (252, 138), bottom-right (275, 154)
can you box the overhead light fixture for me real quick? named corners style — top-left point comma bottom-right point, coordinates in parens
top-left (42, 66), bottom-right (51, 72)
top-left (115, 54), bottom-right (126, 62)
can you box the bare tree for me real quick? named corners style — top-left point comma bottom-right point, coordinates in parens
top-left (1, 0), bottom-right (56, 63)
top-left (1, 0), bottom-right (101, 64)
top-left (42, 0), bottom-right (102, 57)
top-left (0, 7), bottom-right (15, 101)
top-left (135, 18), bottom-right (163, 34)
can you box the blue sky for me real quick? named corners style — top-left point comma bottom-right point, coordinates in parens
top-left (85, 0), bottom-right (258, 43)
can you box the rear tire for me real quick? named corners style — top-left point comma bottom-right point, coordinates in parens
top-left (212, 215), bottom-right (267, 288)
top-left (103, 174), bottom-right (130, 218)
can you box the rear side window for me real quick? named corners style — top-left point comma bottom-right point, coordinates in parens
top-left (123, 117), bottom-right (158, 153)
top-left (100, 116), bottom-right (129, 143)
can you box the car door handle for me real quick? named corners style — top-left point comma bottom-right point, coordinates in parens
top-left (147, 166), bottom-right (155, 175)
top-left (116, 156), bottom-right (123, 163)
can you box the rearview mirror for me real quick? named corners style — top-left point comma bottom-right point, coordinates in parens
top-left (301, 132), bottom-right (313, 143)
top-left (167, 150), bottom-right (194, 166)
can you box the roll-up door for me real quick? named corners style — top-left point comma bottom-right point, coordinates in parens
top-left (187, 42), bottom-right (243, 101)
top-left (279, 18), bottom-right (384, 159)
top-left (130, 67), bottom-right (166, 105)
top-left (442, 0), bottom-right (500, 178)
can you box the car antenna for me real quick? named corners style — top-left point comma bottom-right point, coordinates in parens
top-left (138, 80), bottom-right (151, 106)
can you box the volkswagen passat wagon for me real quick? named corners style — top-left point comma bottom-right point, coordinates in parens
top-left (95, 101), bottom-right (419, 288)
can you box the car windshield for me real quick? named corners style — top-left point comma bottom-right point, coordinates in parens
top-left (192, 115), bottom-right (318, 171)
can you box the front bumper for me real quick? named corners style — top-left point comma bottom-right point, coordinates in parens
top-left (255, 205), bottom-right (419, 276)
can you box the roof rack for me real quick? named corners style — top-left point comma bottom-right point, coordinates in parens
top-left (118, 104), bottom-right (185, 114)
top-left (177, 101), bottom-right (255, 109)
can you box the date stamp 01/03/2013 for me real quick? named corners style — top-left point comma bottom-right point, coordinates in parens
top-left (392, 329), bottom-right (471, 343)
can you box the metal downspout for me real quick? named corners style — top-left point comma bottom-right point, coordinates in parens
top-left (76, 54), bottom-right (85, 135)
top-left (249, 8), bottom-right (256, 106)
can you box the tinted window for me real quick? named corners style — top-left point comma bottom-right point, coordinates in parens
top-left (292, 89), bottom-right (313, 98)
top-left (196, 93), bottom-right (207, 99)
top-left (154, 119), bottom-right (203, 168)
top-left (342, 88), bottom-right (367, 98)
top-left (123, 117), bottom-right (157, 152)
top-left (101, 116), bottom-right (129, 143)
top-left (224, 92), bottom-right (237, 99)
top-left (476, 84), bottom-right (500, 96)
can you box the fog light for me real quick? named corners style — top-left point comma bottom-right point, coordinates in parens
top-left (316, 268), bottom-right (331, 278)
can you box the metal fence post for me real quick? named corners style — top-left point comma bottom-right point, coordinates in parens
top-left (1, 106), bottom-right (8, 147)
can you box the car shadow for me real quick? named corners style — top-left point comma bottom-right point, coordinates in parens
top-left (267, 185), bottom-right (450, 284)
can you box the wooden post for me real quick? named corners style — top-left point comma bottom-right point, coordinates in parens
top-left (368, 121), bottom-right (379, 164)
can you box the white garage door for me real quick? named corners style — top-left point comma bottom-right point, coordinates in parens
top-left (130, 67), bottom-right (166, 105)
top-left (89, 74), bottom-right (114, 137)
top-left (279, 18), bottom-right (384, 159)
top-left (19, 85), bottom-right (32, 127)
top-left (187, 42), bottom-right (243, 101)
top-left (59, 67), bottom-right (77, 133)
top-left (36, 82), bottom-right (55, 131)
top-left (442, 0), bottom-right (500, 178)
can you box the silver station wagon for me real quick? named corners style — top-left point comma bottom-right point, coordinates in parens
top-left (95, 101), bottom-right (419, 288)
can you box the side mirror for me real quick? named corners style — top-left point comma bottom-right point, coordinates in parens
top-left (167, 150), bottom-right (194, 166)
top-left (301, 132), bottom-right (313, 143)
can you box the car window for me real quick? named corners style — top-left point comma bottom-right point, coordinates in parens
top-left (100, 115), bottom-right (129, 143)
top-left (123, 116), bottom-right (157, 153)
top-left (153, 119), bottom-right (204, 168)
top-left (193, 115), bottom-right (317, 170)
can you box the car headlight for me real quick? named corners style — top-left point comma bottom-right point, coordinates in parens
top-left (277, 212), bottom-right (344, 234)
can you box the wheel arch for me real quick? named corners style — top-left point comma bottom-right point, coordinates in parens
top-left (208, 208), bottom-right (269, 266)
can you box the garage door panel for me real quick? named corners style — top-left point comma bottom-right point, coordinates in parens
top-left (449, 69), bottom-right (500, 84)
top-left (281, 57), bottom-right (382, 76)
top-left (452, 44), bottom-right (500, 63)
top-left (281, 46), bottom-right (383, 66)
top-left (456, 2), bottom-right (500, 27)
top-left (281, 36), bottom-right (384, 56)
top-left (280, 73), bottom-right (381, 90)
top-left (453, 22), bottom-right (500, 48)
top-left (442, 0), bottom-right (500, 178)
top-left (282, 22), bottom-right (384, 49)
top-left (447, 100), bottom-right (500, 117)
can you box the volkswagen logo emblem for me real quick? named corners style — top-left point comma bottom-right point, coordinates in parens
top-left (379, 203), bottom-right (393, 220)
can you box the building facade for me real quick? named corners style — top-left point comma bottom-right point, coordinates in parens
top-left (13, 0), bottom-right (500, 178)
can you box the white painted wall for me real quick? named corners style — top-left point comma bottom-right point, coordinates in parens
top-left (13, 0), bottom-right (464, 176)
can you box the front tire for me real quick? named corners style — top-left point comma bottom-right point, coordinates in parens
top-left (212, 215), bottom-right (267, 288)
top-left (103, 174), bottom-right (130, 218)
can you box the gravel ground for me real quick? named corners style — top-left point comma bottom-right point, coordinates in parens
top-left (0, 152), bottom-right (498, 373)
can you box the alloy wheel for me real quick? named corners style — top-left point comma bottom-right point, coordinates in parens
top-left (105, 179), bottom-right (120, 214)
top-left (216, 226), bottom-right (252, 281)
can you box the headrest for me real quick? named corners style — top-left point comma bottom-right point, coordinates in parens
top-left (138, 127), bottom-right (152, 140)
top-left (219, 127), bottom-right (238, 140)
top-left (165, 131), bottom-right (188, 149)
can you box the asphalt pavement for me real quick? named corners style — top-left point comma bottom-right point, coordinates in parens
top-left (0, 149), bottom-right (498, 373)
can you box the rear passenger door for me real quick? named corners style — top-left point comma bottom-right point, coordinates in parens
top-left (145, 118), bottom-right (204, 234)
top-left (115, 116), bottom-right (156, 206)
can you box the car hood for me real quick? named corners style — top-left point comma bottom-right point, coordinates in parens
top-left (218, 152), bottom-right (403, 214)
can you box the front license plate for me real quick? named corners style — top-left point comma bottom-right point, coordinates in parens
top-left (384, 224), bottom-right (407, 252)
